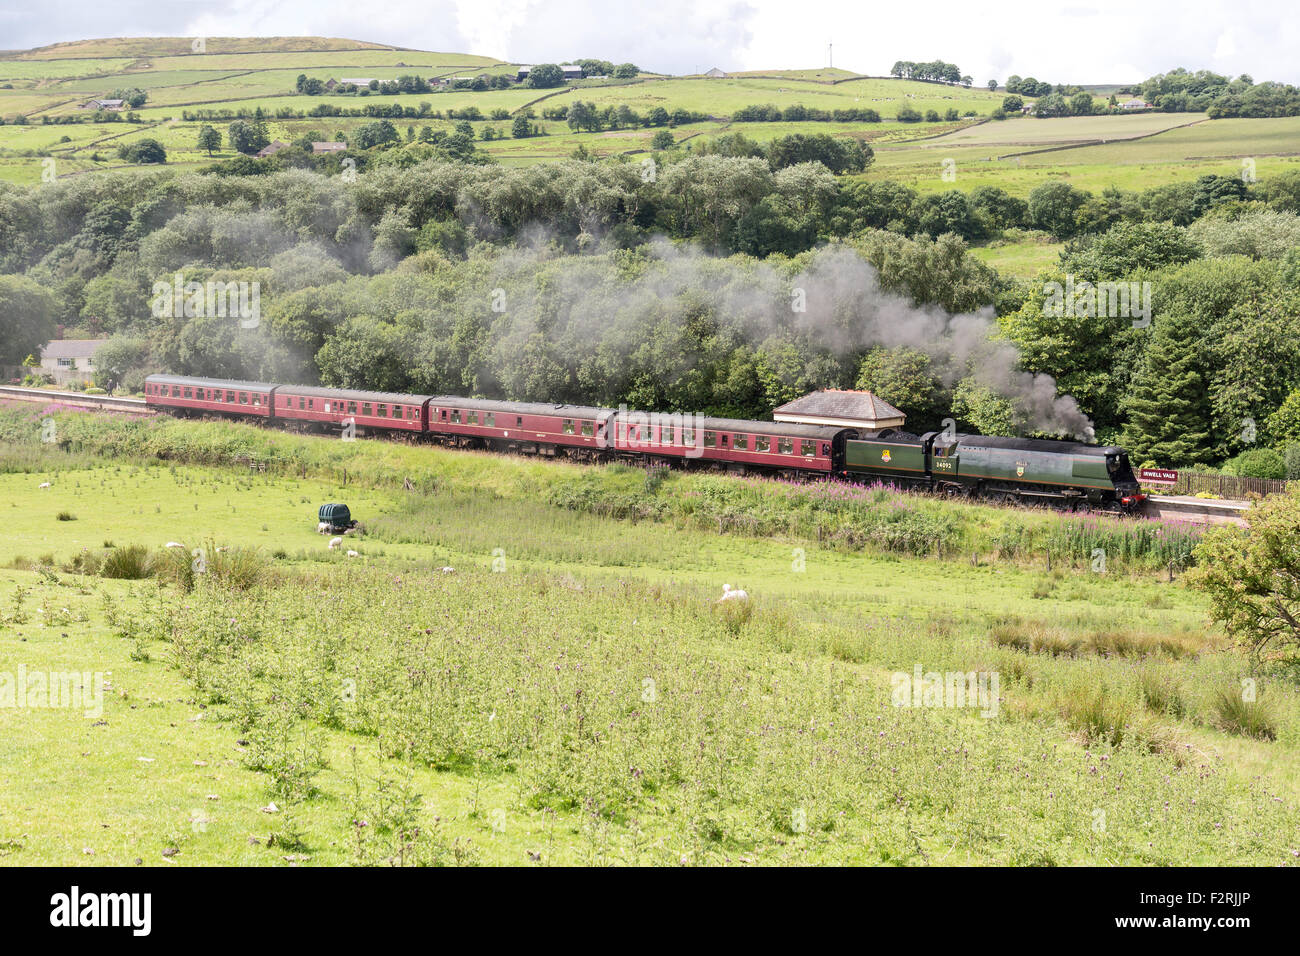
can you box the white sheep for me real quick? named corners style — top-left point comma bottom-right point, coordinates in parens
top-left (165, 542), bottom-right (185, 549)
top-left (316, 522), bottom-right (329, 534)
top-left (38, 482), bottom-right (51, 489)
top-left (439, 566), bottom-right (455, 574)
top-left (346, 549), bottom-right (359, 558)
top-left (718, 583), bottom-right (748, 603)
top-left (328, 536), bottom-right (343, 550)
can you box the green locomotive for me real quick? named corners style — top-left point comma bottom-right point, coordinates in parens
top-left (844, 431), bottom-right (1146, 512)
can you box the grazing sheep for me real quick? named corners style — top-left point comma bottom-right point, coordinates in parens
top-left (346, 549), bottom-right (359, 558)
top-left (439, 566), bottom-right (455, 574)
top-left (38, 482), bottom-right (51, 489)
top-left (328, 536), bottom-right (343, 550)
top-left (718, 583), bottom-right (748, 603)
top-left (317, 522), bottom-right (329, 534)
top-left (165, 542), bottom-right (185, 549)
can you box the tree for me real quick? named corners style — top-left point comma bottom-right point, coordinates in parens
top-left (987, 79), bottom-right (999, 91)
top-left (1121, 310), bottom-right (1217, 465)
top-left (1002, 95), bottom-right (1023, 112)
top-left (612, 63), bottom-right (639, 78)
top-left (0, 274), bottom-right (57, 367)
top-left (765, 133), bottom-right (872, 174)
top-left (119, 138), bottom-right (166, 164)
top-left (528, 64), bottom-right (565, 88)
top-left (1190, 487), bottom-right (1300, 664)
top-left (227, 119), bottom-right (268, 154)
top-left (856, 346), bottom-right (946, 429)
top-left (197, 125), bottom-right (221, 156)
top-left (650, 129), bottom-right (675, 150)
top-left (1028, 181), bottom-right (1087, 238)
top-left (91, 336), bottom-right (150, 390)
top-left (511, 115), bottom-right (533, 138)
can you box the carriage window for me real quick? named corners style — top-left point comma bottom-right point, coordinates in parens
top-left (778, 437), bottom-right (793, 454)
top-left (563, 419), bottom-right (574, 435)
top-left (349, 401), bottom-right (358, 414)
top-left (451, 409), bottom-right (461, 424)
top-left (703, 431), bottom-right (717, 448)
top-left (486, 412), bottom-right (495, 427)
top-left (240, 393), bottom-right (248, 405)
top-left (516, 416), bottom-right (523, 427)
top-left (297, 396), bottom-right (305, 409)
top-left (822, 443), bottom-right (830, 456)
top-left (681, 427), bottom-right (694, 447)
top-left (324, 401), bottom-right (332, 413)
top-left (440, 408), bottom-right (447, 420)
top-left (662, 425), bottom-right (675, 445)
top-left (734, 434), bottom-right (748, 450)
top-left (183, 387), bottom-right (193, 398)
top-left (468, 410), bottom-right (477, 425)
top-left (379, 404), bottom-right (389, 418)
top-left (801, 440), bottom-right (816, 457)
top-left (756, 436), bottom-right (770, 452)
top-left (580, 420), bottom-right (592, 437)
top-left (720, 434), bottom-right (729, 449)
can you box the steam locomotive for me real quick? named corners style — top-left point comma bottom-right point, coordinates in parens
top-left (144, 374), bottom-right (1146, 512)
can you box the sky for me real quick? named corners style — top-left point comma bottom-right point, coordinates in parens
top-left (3, 0), bottom-right (1297, 85)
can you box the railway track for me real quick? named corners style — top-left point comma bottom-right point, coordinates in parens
top-left (0, 384), bottom-right (1256, 525)
top-left (0, 385), bottom-right (152, 414)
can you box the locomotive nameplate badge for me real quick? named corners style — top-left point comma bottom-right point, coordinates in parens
top-left (881, 449), bottom-right (892, 462)
top-left (1016, 461), bottom-right (1026, 477)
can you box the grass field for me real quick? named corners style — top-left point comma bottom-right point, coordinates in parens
top-left (0, 408), bottom-right (1296, 866)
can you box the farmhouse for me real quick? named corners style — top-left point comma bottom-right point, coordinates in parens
top-left (773, 389), bottom-right (907, 435)
top-left (336, 77), bottom-right (376, 88)
top-left (35, 339), bottom-right (106, 385)
top-left (705, 67), bottom-right (727, 78)
top-left (1122, 97), bottom-right (1151, 110)
top-left (561, 64), bottom-right (583, 79)
top-left (255, 140), bottom-right (289, 158)
top-left (311, 141), bottom-right (347, 153)
top-left (83, 98), bottom-right (123, 110)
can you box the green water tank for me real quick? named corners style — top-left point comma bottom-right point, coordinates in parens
top-left (318, 503), bottom-right (352, 529)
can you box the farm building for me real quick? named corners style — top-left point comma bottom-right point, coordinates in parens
top-left (35, 339), bottom-right (107, 385)
top-left (336, 77), bottom-right (376, 88)
top-left (1122, 97), bottom-right (1151, 110)
top-left (311, 141), bottom-right (347, 153)
top-left (705, 67), bottom-right (727, 78)
top-left (83, 98), bottom-right (124, 110)
top-left (773, 389), bottom-right (906, 435)
top-left (516, 64), bottom-right (584, 81)
top-left (255, 140), bottom-right (289, 158)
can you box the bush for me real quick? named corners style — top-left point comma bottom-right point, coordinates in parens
top-left (1222, 447), bottom-right (1286, 479)
top-left (1211, 684), bottom-right (1278, 740)
top-left (100, 544), bottom-right (151, 579)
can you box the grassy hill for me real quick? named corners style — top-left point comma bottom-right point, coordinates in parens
top-left (1, 37), bottom-right (1298, 277)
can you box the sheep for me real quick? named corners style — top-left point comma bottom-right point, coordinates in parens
top-left (717, 583), bottom-right (749, 603)
top-left (328, 536), bottom-right (343, 550)
top-left (438, 566), bottom-right (456, 574)
top-left (346, 549), bottom-right (359, 558)
top-left (316, 522), bottom-right (329, 534)
top-left (38, 481), bottom-right (51, 489)
top-left (165, 542), bottom-right (185, 549)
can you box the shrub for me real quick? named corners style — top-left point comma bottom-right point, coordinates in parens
top-left (1222, 447), bottom-right (1286, 479)
top-left (100, 544), bottom-right (151, 579)
top-left (1211, 684), bottom-right (1278, 740)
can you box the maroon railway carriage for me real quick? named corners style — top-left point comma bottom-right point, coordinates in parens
top-left (273, 385), bottom-right (432, 434)
top-left (609, 412), bottom-right (854, 474)
top-left (427, 396), bottom-right (616, 456)
top-left (145, 374), bottom-right (277, 418)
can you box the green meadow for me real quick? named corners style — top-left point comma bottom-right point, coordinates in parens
top-left (0, 409), bottom-right (1296, 865)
